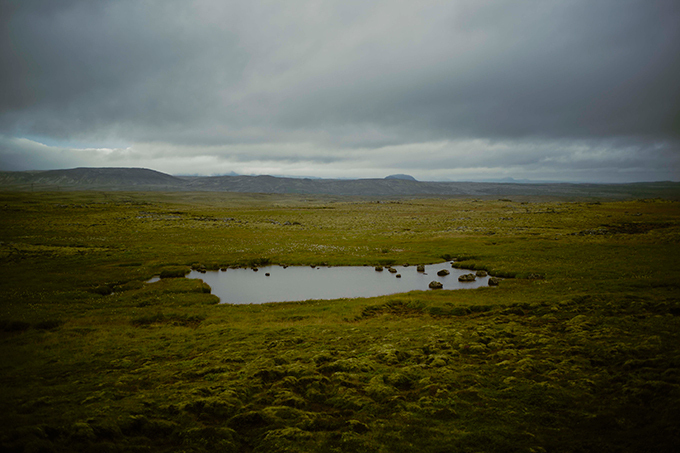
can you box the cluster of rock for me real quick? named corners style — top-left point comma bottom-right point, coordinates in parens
top-left (374, 263), bottom-right (504, 289)
top-left (375, 265), bottom-right (403, 277)
top-left (266, 219), bottom-right (302, 226)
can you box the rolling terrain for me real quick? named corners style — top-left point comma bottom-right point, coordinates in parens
top-left (2, 167), bottom-right (679, 199)
top-left (0, 190), bottom-right (679, 452)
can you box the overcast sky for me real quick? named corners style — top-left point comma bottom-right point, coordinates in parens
top-left (1, 0), bottom-right (679, 182)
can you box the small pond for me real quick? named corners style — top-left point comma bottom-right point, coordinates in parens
top-left (170, 263), bottom-right (492, 304)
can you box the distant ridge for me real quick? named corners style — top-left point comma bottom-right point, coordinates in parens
top-left (1, 167), bottom-right (679, 200)
top-left (385, 174), bottom-right (417, 181)
top-left (0, 167), bottom-right (185, 190)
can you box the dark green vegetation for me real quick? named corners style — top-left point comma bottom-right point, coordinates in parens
top-left (1, 191), bottom-right (679, 452)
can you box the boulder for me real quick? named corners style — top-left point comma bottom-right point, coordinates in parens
top-left (475, 270), bottom-right (488, 277)
top-left (416, 264), bottom-right (425, 273)
top-left (388, 267), bottom-right (398, 274)
top-left (458, 273), bottom-right (476, 282)
top-left (396, 274), bottom-right (401, 278)
top-left (488, 277), bottom-right (501, 286)
top-left (429, 281), bottom-right (443, 289)
top-left (375, 266), bottom-right (384, 271)
top-left (437, 269), bottom-right (450, 276)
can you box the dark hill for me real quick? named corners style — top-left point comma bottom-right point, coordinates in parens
top-left (1, 167), bottom-right (679, 200)
top-left (180, 175), bottom-right (680, 199)
top-left (0, 167), bottom-right (186, 190)
top-left (385, 174), bottom-right (417, 181)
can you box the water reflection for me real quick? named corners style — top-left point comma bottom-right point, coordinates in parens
top-left (183, 263), bottom-right (491, 304)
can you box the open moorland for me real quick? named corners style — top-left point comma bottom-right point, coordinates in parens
top-left (1, 191), bottom-right (679, 452)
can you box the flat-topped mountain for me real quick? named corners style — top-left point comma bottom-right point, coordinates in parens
top-left (385, 174), bottom-right (417, 181)
top-left (1, 167), bottom-right (679, 200)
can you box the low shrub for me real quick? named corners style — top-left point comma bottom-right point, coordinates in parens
top-left (115, 280), bottom-right (144, 291)
top-left (247, 257), bottom-right (271, 267)
top-left (517, 272), bottom-right (545, 280)
top-left (159, 267), bottom-right (190, 279)
top-left (489, 270), bottom-right (517, 278)
top-left (91, 285), bottom-right (113, 296)
top-left (34, 319), bottom-right (63, 330)
top-left (131, 313), bottom-right (205, 328)
top-left (356, 300), bottom-right (425, 320)
top-left (455, 254), bottom-right (478, 261)
top-left (0, 320), bottom-right (31, 332)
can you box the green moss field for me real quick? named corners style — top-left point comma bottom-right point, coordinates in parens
top-left (1, 191), bottom-right (679, 452)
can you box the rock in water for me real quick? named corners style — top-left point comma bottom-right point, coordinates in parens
top-left (437, 269), bottom-right (450, 276)
top-left (429, 281), bottom-right (443, 289)
top-left (488, 277), bottom-right (501, 286)
top-left (458, 273), bottom-right (476, 282)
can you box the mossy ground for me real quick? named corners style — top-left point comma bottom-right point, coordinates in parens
top-left (1, 191), bottom-right (679, 452)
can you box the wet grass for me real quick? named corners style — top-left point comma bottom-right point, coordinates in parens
top-left (1, 191), bottom-right (679, 452)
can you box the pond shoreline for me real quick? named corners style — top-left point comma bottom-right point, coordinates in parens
top-left (164, 262), bottom-right (495, 304)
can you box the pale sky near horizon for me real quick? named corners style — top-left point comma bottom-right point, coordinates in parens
top-left (1, 0), bottom-right (679, 182)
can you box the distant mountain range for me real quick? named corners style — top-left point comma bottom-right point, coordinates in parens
top-left (1, 167), bottom-right (679, 200)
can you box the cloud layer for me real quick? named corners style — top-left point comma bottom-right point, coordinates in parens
top-left (2, 0), bottom-right (679, 181)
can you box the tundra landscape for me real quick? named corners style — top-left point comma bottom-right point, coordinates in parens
top-left (3, 1), bottom-right (679, 451)
top-left (1, 179), bottom-right (679, 452)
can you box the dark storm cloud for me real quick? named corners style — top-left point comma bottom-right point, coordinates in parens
top-left (270, 0), bottom-right (680, 141)
top-left (0, 0), bottom-right (678, 181)
top-left (1, 0), bottom-right (248, 141)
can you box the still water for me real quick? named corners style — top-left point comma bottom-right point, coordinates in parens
top-left (183, 263), bottom-right (491, 304)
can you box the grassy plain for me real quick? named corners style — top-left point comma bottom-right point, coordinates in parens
top-left (1, 191), bottom-right (679, 452)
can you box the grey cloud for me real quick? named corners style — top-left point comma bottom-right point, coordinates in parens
top-left (1, 0), bottom-right (679, 181)
top-left (2, 0), bottom-right (247, 140)
top-left (271, 1), bottom-right (680, 140)
top-left (1, 134), bottom-right (678, 182)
